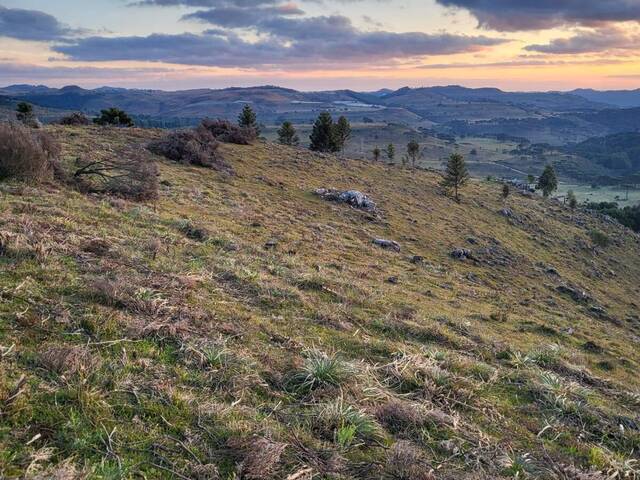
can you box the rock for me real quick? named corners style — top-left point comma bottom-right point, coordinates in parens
top-left (314, 188), bottom-right (378, 213)
top-left (373, 238), bottom-right (400, 252)
top-left (466, 236), bottom-right (478, 245)
top-left (387, 276), bottom-right (399, 284)
top-left (499, 208), bottom-right (513, 218)
top-left (556, 285), bottom-right (591, 303)
top-left (264, 239), bottom-right (278, 249)
top-left (582, 341), bottom-right (604, 354)
top-left (410, 255), bottom-right (424, 264)
top-left (589, 305), bottom-right (608, 318)
top-left (451, 248), bottom-right (473, 260)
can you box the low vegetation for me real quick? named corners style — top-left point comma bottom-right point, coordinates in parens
top-left (0, 122), bottom-right (60, 183)
top-left (0, 124), bottom-right (639, 479)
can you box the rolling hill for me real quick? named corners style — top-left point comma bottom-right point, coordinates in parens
top-left (0, 125), bottom-right (639, 479)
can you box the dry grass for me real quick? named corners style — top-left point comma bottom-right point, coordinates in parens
top-left (0, 122), bottom-right (60, 183)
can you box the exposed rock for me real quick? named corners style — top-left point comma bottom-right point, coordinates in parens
top-left (264, 239), bottom-right (278, 249)
top-left (451, 248), bottom-right (473, 260)
top-left (410, 255), bottom-right (424, 264)
top-left (373, 238), bottom-right (400, 252)
top-left (387, 276), bottom-right (399, 284)
top-left (466, 236), bottom-right (478, 245)
top-left (556, 284), bottom-right (591, 303)
top-left (582, 341), bottom-right (604, 354)
top-left (499, 208), bottom-right (514, 218)
top-left (314, 188), bottom-right (378, 213)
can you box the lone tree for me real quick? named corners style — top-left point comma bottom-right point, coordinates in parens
top-left (372, 146), bottom-right (381, 162)
top-left (536, 164), bottom-right (558, 198)
top-left (277, 121), bottom-right (299, 146)
top-left (16, 102), bottom-right (38, 127)
top-left (502, 183), bottom-right (510, 202)
top-left (309, 112), bottom-right (337, 152)
top-left (333, 116), bottom-right (351, 154)
top-left (94, 108), bottom-right (134, 127)
top-left (567, 190), bottom-right (578, 211)
top-left (385, 143), bottom-right (395, 162)
top-left (238, 104), bottom-right (260, 135)
top-left (407, 140), bottom-right (420, 168)
top-left (442, 153), bottom-right (469, 202)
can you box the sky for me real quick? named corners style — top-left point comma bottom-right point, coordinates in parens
top-left (1, 0), bottom-right (640, 91)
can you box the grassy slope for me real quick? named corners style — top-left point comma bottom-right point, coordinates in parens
top-left (1, 126), bottom-right (639, 479)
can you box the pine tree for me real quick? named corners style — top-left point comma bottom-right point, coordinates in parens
top-left (16, 102), bottom-right (36, 126)
top-left (372, 146), bottom-right (381, 162)
top-left (333, 116), bottom-right (351, 153)
top-left (441, 153), bottom-right (469, 202)
top-left (407, 140), bottom-right (420, 168)
top-left (309, 112), bottom-right (337, 152)
top-left (277, 121), bottom-right (299, 146)
top-left (536, 165), bottom-right (558, 198)
top-left (93, 108), bottom-right (134, 127)
top-left (385, 143), bottom-right (395, 162)
top-left (502, 184), bottom-right (510, 201)
top-left (238, 104), bottom-right (259, 135)
top-left (567, 190), bottom-right (578, 211)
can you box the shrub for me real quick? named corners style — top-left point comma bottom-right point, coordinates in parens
top-left (148, 125), bottom-right (232, 172)
top-left (73, 147), bottom-right (158, 200)
top-left (93, 108), bottom-right (134, 127)
top-left (16, 102), bottom-right (40, 127)
top-left (58, 112), bottom-right (90, 126)
top-left (0, 122), bottom-right (60, 183)
top-left (200, 119), bottom-right (256, 145)
top-left (589, 229), bottom-right (611, 248)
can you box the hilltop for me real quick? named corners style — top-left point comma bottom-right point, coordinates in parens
top-left (1, 126), bottom-right (639, 479)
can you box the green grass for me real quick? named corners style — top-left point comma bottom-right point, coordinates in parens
top-left (0, 125), bottom-right (639, 478)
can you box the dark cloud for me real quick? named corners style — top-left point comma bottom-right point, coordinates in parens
top-left (435, 0), bottom-right (640, 31)
top-left (52, 23), bottom-right (506, 68)
top-left (130, 0), bottom-right (279, 7)
top-left (525, 27), bottom-right (640, 54)
top-left (0, 5), bottom-right (74, 41)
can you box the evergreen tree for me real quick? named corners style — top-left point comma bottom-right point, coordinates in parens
top-left (385, 143), bottom-right (395, 162)
top-left (16, 102), bottom-right (36, 126)
top-left (333, 116), bottom-right (351, 153)
top-left (407, 140), bottom-right (420, 168)
top-left (441, 153), bottom-right (469, 202)
top-left (536, 165), bottom-right (558, 198)
top-left (309, 112), bottom-right (337, 152)
top-left (372, 146), bottom-right (381, 162)
top-left (502, 183), bottom-right (510, 201)
top-left (527, 174), bottom-right (535, 185)
top-left (94, 108), bottom-right (134, 127)
top-left (238, 104), bottom-right (259, 135)
top-left (567, 190), bottom-right (578, 211)
top-left (277, 121), bottom-right (299, 146)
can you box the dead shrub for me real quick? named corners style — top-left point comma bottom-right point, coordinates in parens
top-left (200, 118), bottom-right (257, 145)
top-left (58, 112), bottom-right (90, 126)
top-left (81, 238), bottom-right (111, 256)
top-left (376, 400), bottom-right (427, 434)
top-left (73, 147), bottom-right (158, 200)
top-left (38, 345), bottom-right (99, 376)
top-left (385, 441), bottom-right (434, 480)
top-left (0, 122), bottom-right (60, 183)
top-left (148, 125), bottom-right (233, 173)
top-left (235, 437), bottom-right (287, 479)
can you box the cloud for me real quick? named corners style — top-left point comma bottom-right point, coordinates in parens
top-left (435, 0), bottom-right (640, 31)
top-left (183, 4), bottom-right (304, 28)
top-left (130, 0), bottom-right (280, 7)
top-left (0, 5), bottom-right (75, 41)
top-left (419, 58), bottom-right (628, 69)
top-left (525, 27), bottom-right (640, 54)
top-left (52, 16), bottom-right (506, 68)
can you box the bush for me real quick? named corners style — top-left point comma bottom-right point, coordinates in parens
top-left (200, 119), bottom-right (256, 145)
top-left (58, 112), bottom-right (90, 126)
top-left (589, 229), bottom-right (611, 248)
top-left (0, 122), bottom-right (60, 183)
top-left (93, 108), bottom-right (134, 127)
top-left (73, 147), bottom-right (158, 200)
top-left (147, 125), bottom-right (232, 173)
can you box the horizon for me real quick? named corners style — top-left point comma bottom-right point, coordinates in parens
top-left (2, 82), bottom-right (639, 95)
top-left (1, 1), bottom-right (640, 91)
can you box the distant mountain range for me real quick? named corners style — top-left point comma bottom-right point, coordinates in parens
top-left (2, 84), bottom-right (640, 145)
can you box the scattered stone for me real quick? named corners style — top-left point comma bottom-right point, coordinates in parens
top-left (314, 188), bottom-right (378, 213)
top-left (387, 276), bottom-right (399, 284)
top-left (450, 248), bottom-right (473, 260)
top-left (373, 238), bottom-right (400, 252)
top-left (499, 208), bottom-right (513, 218)
top-left (582, 341), bottom-right (604, 354)
top-left (410, 255), bottom-right (424, 264)
top-left (556, 284), bottom-right (591, 303)
top-left (466, 236), bottom-right (478, 245)
top-left (589, 305), bottom-right (608, 318)
top-left (264, 239), bottom-right (278, 249)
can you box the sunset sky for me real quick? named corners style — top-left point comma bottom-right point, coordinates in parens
top-left (1, 0), bottom-right (640, 91)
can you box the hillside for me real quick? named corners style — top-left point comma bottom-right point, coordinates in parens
top-left (1, 126), bottom-right (640, 479)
